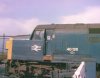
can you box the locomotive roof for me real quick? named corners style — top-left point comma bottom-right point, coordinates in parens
top-left (30, 24), bottom-right (100, 39)
top-left (35, 24), bottom-right (100, 29)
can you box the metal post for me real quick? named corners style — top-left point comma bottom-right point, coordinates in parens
top-left (2, 33), bottom-right (5, 54)
top-left (1, 33), bottom-right (5, 60)
top-left (51, 66), bottom-right (54, 78)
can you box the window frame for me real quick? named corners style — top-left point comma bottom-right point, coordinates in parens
top-left (32, 29), bottom-right (45, 40)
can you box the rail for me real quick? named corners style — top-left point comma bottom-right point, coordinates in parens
top-left (72, 61), bottom-right (86, 78)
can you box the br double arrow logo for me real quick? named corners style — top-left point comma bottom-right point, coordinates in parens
top-left (31, 45), bottom-right (42, 52)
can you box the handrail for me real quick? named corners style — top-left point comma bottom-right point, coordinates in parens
top-left (72, 61), bottom-right (86, 78)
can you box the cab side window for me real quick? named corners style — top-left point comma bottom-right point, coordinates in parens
top-left (46, 30), bottom-right (55, 40)
top-left (33, 30), bottom-right (44, 40)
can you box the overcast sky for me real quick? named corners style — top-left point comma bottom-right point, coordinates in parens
top-left (0, 0), bottom-right (100, 35)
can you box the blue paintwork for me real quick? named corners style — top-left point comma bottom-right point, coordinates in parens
top-left (12, 40), bottom-right (44, 61)
top-left (11, 26), bottom-right (100, 64)
top-left (85, 61), bottom-right (96, 78)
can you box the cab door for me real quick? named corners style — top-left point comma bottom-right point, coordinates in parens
top-left (31, 29), bottom-right (45, 60)
top-left (45, 29), bottom-right (55, 55)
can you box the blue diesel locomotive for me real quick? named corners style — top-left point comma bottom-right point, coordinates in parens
top-left (6, 24), bottom-right (100, 78)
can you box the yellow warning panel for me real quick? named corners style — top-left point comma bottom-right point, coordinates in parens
top-left (6, 38), bottom-right (13, 60)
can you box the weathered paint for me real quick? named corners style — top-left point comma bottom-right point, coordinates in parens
top-left (6, 24), bottom-right (100, 64)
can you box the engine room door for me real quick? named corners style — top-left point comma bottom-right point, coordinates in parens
top-left (31, 29), bottom-right (45, 60)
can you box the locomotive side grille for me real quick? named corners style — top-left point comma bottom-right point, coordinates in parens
top-left (89, 28), bottom-right (100, 34)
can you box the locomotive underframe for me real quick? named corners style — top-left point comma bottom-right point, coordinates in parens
top-left (6, 59), bottom-right (79, 78)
